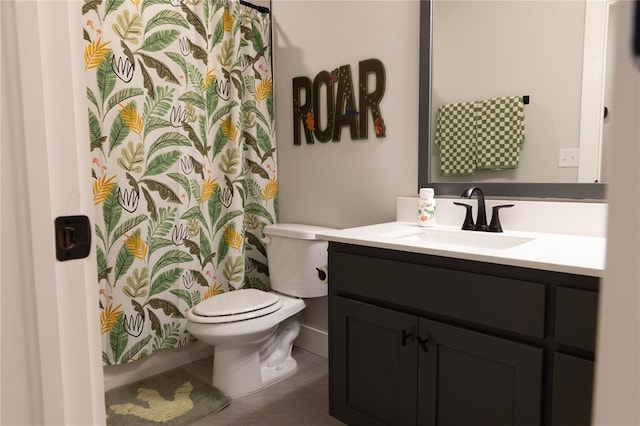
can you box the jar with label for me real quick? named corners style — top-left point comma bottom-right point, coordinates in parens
top-left (417, 188), bottom-right (436, 227)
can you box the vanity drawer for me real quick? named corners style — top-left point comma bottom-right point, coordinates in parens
top-left (555, 287), bottom-right (598, 352)
top-left (330, 252), bottom-right (545, 338)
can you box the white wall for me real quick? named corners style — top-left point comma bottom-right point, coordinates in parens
top-left (272, 0), bottom-right (420, 351)
top-left (273, 0), bottom-right (420, 229)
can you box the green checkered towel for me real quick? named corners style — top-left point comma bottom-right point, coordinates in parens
top-left (475, 96), bottom-right (525, 170)
top-left (434, 101), bottom-right (477, 175)
top-left (434, 96), bottom-right (525, 175)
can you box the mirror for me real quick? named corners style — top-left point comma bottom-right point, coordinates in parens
top-left (418, 0), bottom-right (606, 199)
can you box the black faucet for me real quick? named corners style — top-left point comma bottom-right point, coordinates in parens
top-left (460, 187), bottom-right (488, 231)
top-left (458, 187), bottom-right (515, 232)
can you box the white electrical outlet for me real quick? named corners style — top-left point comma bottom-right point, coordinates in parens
top-left (559, 148), bottom-right (579, 168)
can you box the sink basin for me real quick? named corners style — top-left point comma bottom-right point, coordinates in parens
top-left (395, 228), bottom-right (533, 250)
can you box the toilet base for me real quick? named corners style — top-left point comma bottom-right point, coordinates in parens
top-left (211, 317), bottom-right (301, 398)
top-left (259, 355), bottom-right (298, 394)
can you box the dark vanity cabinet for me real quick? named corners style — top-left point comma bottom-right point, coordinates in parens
top-left (327, 243), bottom-right (599, 426)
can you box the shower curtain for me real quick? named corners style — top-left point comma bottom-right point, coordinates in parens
top-left (84, 0), bottom-right (276, 365)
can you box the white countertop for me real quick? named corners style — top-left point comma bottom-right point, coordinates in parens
top-left (317, 222), bottom-right (606, 277)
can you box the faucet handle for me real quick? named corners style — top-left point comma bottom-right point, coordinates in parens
top-left (488, 204), bottom-right (514, 233)
top-left (453, 202), bottom-right (475, 230)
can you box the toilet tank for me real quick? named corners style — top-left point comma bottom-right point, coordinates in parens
top-left (263, 223), bottom-right (335, 298)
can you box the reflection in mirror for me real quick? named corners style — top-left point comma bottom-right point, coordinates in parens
top-left (432, 0), bottom-right (585, 183)
top-left (418, 0), bottom-right (606, 199)
top-left (598, 0), bottom-right (624, 184)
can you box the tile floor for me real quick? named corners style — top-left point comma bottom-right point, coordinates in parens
top-left (186, 347), bottom-right (346, 425)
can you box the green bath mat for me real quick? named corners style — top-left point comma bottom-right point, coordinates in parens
top-left (105, 367), bottom-right (230, 425)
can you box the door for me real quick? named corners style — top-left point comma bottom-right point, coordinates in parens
top-left (417, 319), bottom-right (543, 426)
top-left (593, 0), bottom-right (640, 423)
top-left (1, 1), bottom-right (104, 424)
top-left (330, 297), bottom-right (418, 426)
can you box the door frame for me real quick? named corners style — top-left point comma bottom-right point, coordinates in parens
top-left (2, 1), bottom-right (105, 424)
top-left (578, 0), bottom-right (610, 183)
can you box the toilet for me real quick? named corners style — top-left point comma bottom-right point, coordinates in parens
top-left (186, 223), bottom-right (334, 397)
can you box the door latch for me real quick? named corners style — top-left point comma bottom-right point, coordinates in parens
top-left (54, 215), bottom-right (91, 261)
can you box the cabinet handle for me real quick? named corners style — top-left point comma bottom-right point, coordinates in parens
top-left (401, 329), bottom-right (411, 347)
top-left (416, 335), bottom-right (430, 352)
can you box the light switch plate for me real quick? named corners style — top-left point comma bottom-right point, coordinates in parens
top-left (559, 148), bottom-right (579, 168)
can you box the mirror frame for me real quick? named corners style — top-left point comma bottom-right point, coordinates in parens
top-left (418, 0), bottom-right (606, 199)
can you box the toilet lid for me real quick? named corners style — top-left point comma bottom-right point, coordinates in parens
top-left (191, 289), bottom-right (282, 322)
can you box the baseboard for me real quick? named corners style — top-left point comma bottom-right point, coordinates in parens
top-left (103, 341), bottom-right (214, 391)
top-left (294, 323), bottom-right (328, 359)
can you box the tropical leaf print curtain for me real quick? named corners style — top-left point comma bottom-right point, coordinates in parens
top-left (83, 0), bottom-right (276, 365)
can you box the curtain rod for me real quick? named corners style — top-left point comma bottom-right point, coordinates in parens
top-left (240, 0), bottom-right (270, 13)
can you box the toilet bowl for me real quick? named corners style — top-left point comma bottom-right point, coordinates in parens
top-left (186, 223), bottom-right (334, 397)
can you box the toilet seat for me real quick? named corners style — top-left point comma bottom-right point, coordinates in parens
top-left (191, 289), bottom-right (283, 323)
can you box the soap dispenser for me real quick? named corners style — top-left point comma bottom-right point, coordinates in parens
top-left (418, 188), bottom-right (436, 227)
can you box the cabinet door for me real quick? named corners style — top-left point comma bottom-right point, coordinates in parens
top-left (551, 353), bottom-right (594, 426)
top-left (330, 297), bottom-right (418, 426)
top-left (417, 319), bottom-right (543, 426)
